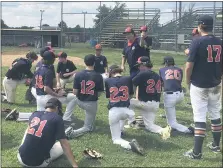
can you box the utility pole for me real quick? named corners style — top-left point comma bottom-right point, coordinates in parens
top-left (40, 10), bottom-right (45, 30)
top-left (175, 2), bottom-right (178, 52)
top-left (61, 2), bottom-right (63, 48)
top-left (99, 1), bottom-right (102, 42)
top-left (143, 1), bottom-right (146, 25)
top-left (179, 2), bottom-right (182, 28)
top-left (213, 2), bottom-right (216, 35)
top-left (82, 11), bottom-right (87, 42)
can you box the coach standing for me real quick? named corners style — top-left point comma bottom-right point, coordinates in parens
top-left (56, 52), bottom-right (77, 89)
top-left (121, 26), bottom-right (152, 79)
top-left (184, 15), bottom-right (222, 159)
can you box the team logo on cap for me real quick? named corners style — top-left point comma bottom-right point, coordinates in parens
top-left (66, 69), bottom-right (69, 72)
top-left (132, 46), bottom-right (135, 50)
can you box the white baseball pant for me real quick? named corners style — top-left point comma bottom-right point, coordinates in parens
top-left (2, 77), bottom-right (26, 103)
top-left (130, 99), bottom-right (163, 134)
top-left (190, 83), bottom-right (222, 123)
top-left (163, 91), bottom-right (191, 133)
top-left (18, 129), bottom-right (63, 167)
top-left (31, 87), bottom-right (37, 99)
top-left (60, 74), bottom-right (75, 88)
top-left (36, 93), bottom-right (77, 116)
top-left (109, 107), bottom-right (135, 149)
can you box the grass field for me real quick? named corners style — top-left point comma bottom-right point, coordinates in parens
top-left (1, 44), bottom-right (222, 167)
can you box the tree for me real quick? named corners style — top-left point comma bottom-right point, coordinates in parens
top-left (94, 4), bottom-right (111, 26)
top-left (1, 19), bottom-right (8, 28)
top-left (42, 24), bottom-right (50, 27)
top-left (73, 24), bottom-right (82, 32)
top-left (20, 26), bottom-right (34, 29)
top-left (180, 3), bottom-right (197, 28)
top-left (58, 21), bottom-right (68, 31)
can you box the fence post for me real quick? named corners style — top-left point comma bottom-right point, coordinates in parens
top-left (13, 35), bottom-right (16, 46)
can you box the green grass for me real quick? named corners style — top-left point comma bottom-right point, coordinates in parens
top-left (1, 44), bottom-right (222, 167)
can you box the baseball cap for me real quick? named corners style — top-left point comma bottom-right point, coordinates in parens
top-left (45, 98), bottom-right (62, 109)
top-left (109, 65), bottom-right (123, 77)
top-left (140, 25), bottom-right (148, 32)
top-left (84, 54), bottom-right (95, 66)
top-left (162, 56), bottom-right (175, 65)
top-left (40, 46), bottom-right (51, 57)
top-left (198, 15), bottom-right (213, 26)
top-left (123, 27), bottom-right (135, 34)
top-left (136, 56), bottom-right (151, 66)
top-left (58, 52), bottom-right (67, 58)
top-left (95, 44), bottom-right (102, 50)
top-left (42, 51), bottom-right (56, 61)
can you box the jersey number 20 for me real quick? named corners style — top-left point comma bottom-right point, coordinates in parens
top-left (207, 45), bottom-right (221, 62)
top-left (110, 86), bottom-right (129, 102)
top-left (27, 117), bottom-right (47, 138)
top-left (80, 80), bottom-right (95, 95)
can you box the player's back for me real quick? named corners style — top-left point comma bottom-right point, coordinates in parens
top-left (190, 35), bottom-right (222, 88)
top-left (105, 76), bottom-right (133, 109)
top-left (19, 111), bottom-right (64, 166)
top-left (159, 66), bottom-right (183, 92)
top-left (74, 70), bottom-right (104, 101)
top-left (133, 70), bottom-right (161, 102)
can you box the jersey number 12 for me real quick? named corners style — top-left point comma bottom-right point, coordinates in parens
top-left (207, 45), bottom-right (221, 62)
top-left (80, 80), bottom-right (95, 95)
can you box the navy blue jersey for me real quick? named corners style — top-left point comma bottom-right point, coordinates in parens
top-left (5, 58), bottom-right (33, 80)
top-left (105, 76), bottom-right (134, 109)
top-left (36, 60), bottom-right (56, 78)
top-left (94, 55), bottom-right (108, 74)
top-left (35, 65), bottom-right (54, 95)
top-left (19, 111), bottom-right (66, 166)
top-left (57, 60), bottom-right (77, 79)
top-left (159, 66), bottom-right (183, 92)
top-left (188, 35), bottom-right (222, 88)
top-left (133, 70), bottom-right (161, 102)
top-left (122, 37), bottom-right (150, 72)
top-left (73, 70), bottom-right (104, 101)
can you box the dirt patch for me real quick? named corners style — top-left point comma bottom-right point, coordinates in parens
top-left (1, 55), bottom-right (85, 67)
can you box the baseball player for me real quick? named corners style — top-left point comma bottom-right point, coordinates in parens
top-left (64, 54), bottom-right (104, 138)
top-left (129, 57), bottom-right (171, 137)
top-left (159, 56), bottom-right (194, 134)
top-left (17, 98), bottom-right (78, 167)
top-left (104, 64), bottom-right (144, 155)
top-left (56, 52), bottom-right (77, 89)
top-left (35, 51), bottom-right (76, 117)
top-left (94, 44), bottom-right (109, 80)
top-left (139, 26), bottom-right (152, 56)
top-left (184, 28), bottom-right (200, 56)
top-left (2, 52), bottom-right (38, 104)
top-left (121, 26), bottom-right (151, 79)
top-left (184, 15), bottom-right (222, 159)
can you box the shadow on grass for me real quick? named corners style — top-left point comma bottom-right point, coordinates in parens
top-left (1, 132), bottom-right (19, 151)
top-left (77, 157), bottom-right (102, 167)
top-left (48, 155), bottom-right (70, 167)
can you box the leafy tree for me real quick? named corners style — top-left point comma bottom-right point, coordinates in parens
top-left (42, 24), bottom-right (50, 27)
top-left (58, 21), bottom-right (68, 31)
top-left (94, 4), bottom-right (111, 26)
top-left (1, 19), bottom-right (8, 28)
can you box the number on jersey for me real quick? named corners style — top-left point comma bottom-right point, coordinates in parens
top-left (207, 45), bottom-right (221, 62)
top-left (80, 80), bottom-right (95, 95)
top-left (27, 117), bottom-right (47, 138)
top-left (165, 69), bottom-right (181, 80)
top-left (146, 79), bottom-right (161, 93)
top-left (110, 86), bottom-right (129, 102)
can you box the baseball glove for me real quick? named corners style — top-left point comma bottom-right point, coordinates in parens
top-left (83, 148), bottom-right (103, 159)
top-left (160, 125), bottom-right (171, 140)
top-left (55, 88), bottom-right (67, 97)
top-left (1, 108), bottom-right (12, 113)
top-left (25, 78), bottom-right (31, 86)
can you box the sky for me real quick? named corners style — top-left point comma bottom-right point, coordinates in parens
top-left (1, 1), bottom-right (222, 28)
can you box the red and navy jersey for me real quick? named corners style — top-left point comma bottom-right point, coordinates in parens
top-left (159, 66), bottom-right (183, 92)
top-left (133, 70), bottom-right (161, 102)
top-left (73, 70), bottom-right (104, 101)
top-left (122, 37), bottom-right (150, 71)
top-left (94, 55), bottom-right (108, 74)
top-left (19, 111), bottom-right (66, 166)
top-left (188, 35), bottom-right (222, 88)
top-left (105, 76), bottom-right (134, 109)
top-left (5, 58), bottom-right (33, 80)
top-left (36, 60), bottom-right (56, 78)
top-left (35, 65), bottom-right (54, 95)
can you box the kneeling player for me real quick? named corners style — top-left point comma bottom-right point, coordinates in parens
top-left (159, 56), bottom-right (194, 134)
top-left (130, 57), bottom-right (171, 138)
top-left (104, 65), bottom-right (144, 155)
top-left (17, 98), bottom-right (78, 167)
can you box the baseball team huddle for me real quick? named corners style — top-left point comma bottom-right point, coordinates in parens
top-left (2, 15), bottom-right (222, 167)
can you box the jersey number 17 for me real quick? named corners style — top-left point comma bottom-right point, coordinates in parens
top-left (207, 45), bottom-right (221, 62)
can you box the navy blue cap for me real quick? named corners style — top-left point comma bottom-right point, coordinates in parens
top-left (198, 15), bottom-right (213, 26)
top-left (163, 56), bottom-right (175, 65)
top-left (42, 51), bottom-right (56, 61)
top-left (40, 46), bottom-right (51, 57)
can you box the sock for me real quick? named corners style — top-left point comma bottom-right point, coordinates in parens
top-left (193, 122), bottom-right (206, 155)
top-left (211, 118), bottom-right (222, 147)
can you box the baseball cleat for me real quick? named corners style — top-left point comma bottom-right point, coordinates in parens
top-left (183, 149), bottom-right (202, 159)
top-left (187, 126), bottom-right (195, 135)
top-left (207, 142), bottom-right (221, 153)
top-left (65, 126), bottom-right (73, 139)
top-left (160, 125), bottom-right (171, 140)
top-left (5, 108), bottom-right (18, 121)
top-left (129, 139), bottom-right (145, 156)
top-left (124, 121), bottom-right (141, 129)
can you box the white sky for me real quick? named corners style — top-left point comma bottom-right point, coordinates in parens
top-left (1, 1), bottom-right (222, 28)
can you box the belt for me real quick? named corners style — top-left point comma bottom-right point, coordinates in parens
top-left (165, 90), bottom-right (182, 94)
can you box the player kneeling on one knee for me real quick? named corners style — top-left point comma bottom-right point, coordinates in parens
top-left (17, 98), bottom-right (78, 167)
top-left (64, 54), bottom-right (104, 139)
top-left (103, 64), bottom-right (144, 155)
top-left (159, 56), bottom-right (194, 135)
top-left (129, 56), bottom-right (171, 138)
top-left (35, 51), bottom-right (76, 116)
top-left (2, 52), bottom-right (38, 104)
